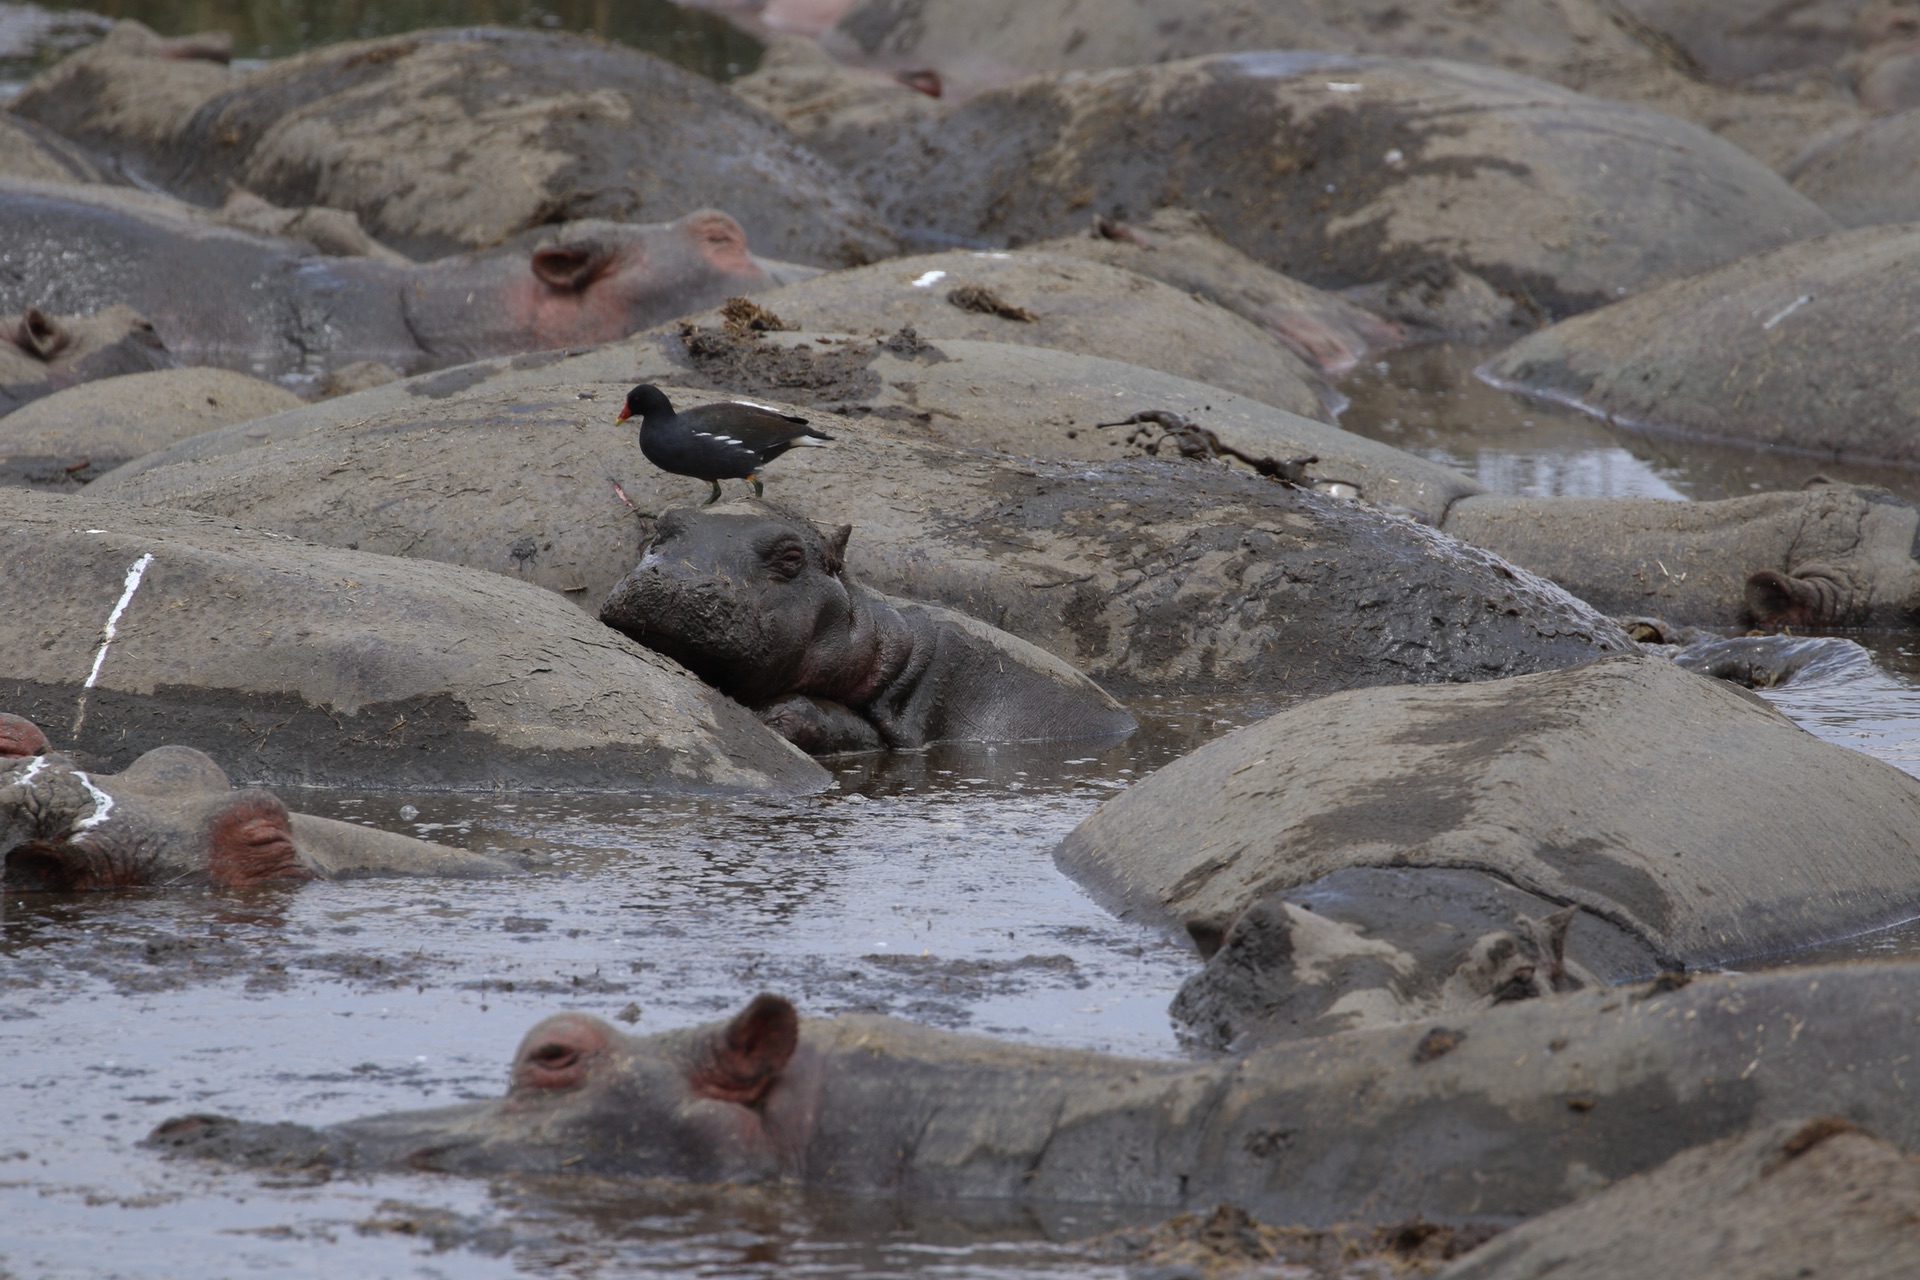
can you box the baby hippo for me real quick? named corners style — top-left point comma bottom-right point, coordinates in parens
top-left (0, 718), bottom-right (508, 889)
top-left (599, 504), bottom-right (1137, 753)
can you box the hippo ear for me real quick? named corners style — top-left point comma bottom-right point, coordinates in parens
top-left (207, 792), bottom-right (312, 887)
top-left (530, 238), bottom-right (616, 292)
top-left (15, 308), bottom-right (71, 362)
top-left (679, 211), bottom-right (756, 275)
top-left (824, 524), bottom-right (852, 575)
top-left (692, 993), bottom-right (798, 1105)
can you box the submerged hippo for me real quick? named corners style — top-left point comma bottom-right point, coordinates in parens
top-left (839, 53), bottom-right (1833, 316)
top-left (1059, 653), bottom-right (1920, 1048)
top-left (600, 505), bottom-right (1137, 753)
top-left (1478, 224), bottom-right (1920, 469)
top-left (0, 303), bottom-right (174, 417)
top-left (0, 181), bottom-right (801, 388)
top-left (149, 962), bottom-right (1920, 1226)
top-left (1439, 482), bottom-right (1920, 629)
top-left (14, 25), bottom-right (897, 266)
top-left (1, 733), bottom-right (511, 888)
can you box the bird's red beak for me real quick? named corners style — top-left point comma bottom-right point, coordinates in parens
top-left (616, 404), bottom-right (631, 423)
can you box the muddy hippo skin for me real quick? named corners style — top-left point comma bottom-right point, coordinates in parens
top-left (1062, 653), bottom-right (1920, 1048)
top-left (838, 53), bottom-right (1833, 316)
top-left (601, 505), bottom-right (1137, 753)
top-left (0, 490), bottom-right (826, 795)
top-left (1436, 1117), bottom-right (1920, 1280)
top-left (14, 26), bottom-right (897, 267)
top-left (1479, 224), bottom-right (1920, 468)
top-left (1, 737), bottom-right (512, 889)
top-left (91, 369), bottom-right (1628, 698)
top-left (1438, 483), bottom-right (1920, 629)
top-left (0, 304), bottom-right (174, 417)
top-left (0, 182), bottom-right (791, 387)
top-left (148, 963), bottom-right (1920, 1225)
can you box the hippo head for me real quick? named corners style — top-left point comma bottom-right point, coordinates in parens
top-left (150, 994), bottom-right (820, 1182)
top-left (0, 305), bottom-right (174, 413)
top-left (600, 505), bottom-right (875, 706)
top-left (0, 738), bottom-right (308, 891)
top-left (406, 211), bottom-right (779, 363)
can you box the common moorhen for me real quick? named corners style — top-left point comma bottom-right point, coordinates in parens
top-left (618, 384), bottom-right (833, 505)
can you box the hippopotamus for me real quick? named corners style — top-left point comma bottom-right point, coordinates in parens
top-left (0, 303), bottom-right (174, 417)
top-left (1477, 224), bottom-right (1920, 468)
top-left (600, 505), bottom-right (1137, 753)
top-left (14, 25), bottom-right (898, 267)
top-left (689, 247), bottom-right (1336, 418)
top-left (0, 489), bottom-right (825, 795)
top-left (3, 367), bottom-right (301, 488)
top-left (1438, 482), bottom-right (1920, 629)
top-left (1059, 653), bottom-right (1920, 1048)
top-left (82, 371), bottom-right (1631, 699)
top-left (0, 181), bottom-right (805, 389)
top-left (833, 53), bottom-right (1833, 316)
top-left (1440, 1117), bottom-right (1920, 1280)
top-left (1, 731), bottom-right (512, 889)
top-left (146, 961), bottom-right (1920, 1226)
top-left (1789, 110), bottom-right (1920, 227)
top-left (814, 0), bottom-right (1670, 102)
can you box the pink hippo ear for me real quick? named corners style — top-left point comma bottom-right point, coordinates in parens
top-left (824, 524), bottom-right (852, 575)
top-left (530, 238), bottom-right (618, 292)
top-left (0, 713), bottom-right (49, 758)
top-left (693, 993), bottom-right (799, 1105)
top-left (207, 792), bottom-right (312, 887)
top-left (679, 211), bottom-right (757, 276)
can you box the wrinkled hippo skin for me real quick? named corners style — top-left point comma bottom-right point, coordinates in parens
top-left (149, 963), bottom-right (1920, 1225)
top-left (1061, 653), bottom-right (1920, 1047)
top-left (0, 181), bottom-right (790, 387)
top-left (0, 304), bottom-right (174, 417)
top-left (818, 0), bottom-right (1670, 101)
top-left (838, 53), bottom-right (1833, 316)
top-left (1438, 483), bottom-right (1920, 629)
top-left (1479, 224), bottom-right (1920, 467)
top-left (1, 734), bottom-right (511, 889)
top-left (1437, 1117), bottom-right (1920, 1280)
top-left (0, 490), bottom-right (825, 795)
top-left (14, 26), bottom-right (897, 267)
top-left (85, 373), bottom-right (1629, 698)
top-left (1032, 209), bottom-right (1408, 376)
top-left (601, 505), bottom-right (1136, 753)
top-left (718, 246), bottom-right (1335, 418)
top-left (1789, 110), bottom-right (1920, 228)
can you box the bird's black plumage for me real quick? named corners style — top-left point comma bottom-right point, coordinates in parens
top-left (619, 384), bottom-right (833, 503)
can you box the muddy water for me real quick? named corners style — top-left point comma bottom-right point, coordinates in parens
top-left (0, 700), bottom-right (1268, 1278)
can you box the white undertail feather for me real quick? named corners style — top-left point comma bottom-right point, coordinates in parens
top-left (792, 435), bottom-right (830, 447)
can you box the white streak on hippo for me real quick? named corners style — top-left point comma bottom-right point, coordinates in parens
top-left (909, 270), bottom-right (947, 287)
top-left (1761, 293), bottom-right (1812, 329)
top-left (14, 756), bottom-right (46, 786)
top-left (70, 770), bottom-right (113, 831)
top-left (73, 551), bottom-right (154, 738)
top-left (84, 552), bottom-right (155, 690)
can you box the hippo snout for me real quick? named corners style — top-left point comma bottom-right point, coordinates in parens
top-left (601, 560), bottom-right (781, 697)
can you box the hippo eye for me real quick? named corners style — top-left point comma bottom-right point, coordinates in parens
top-left (528, 1043), bottom-right (579, 1072)
top-left (766, 542), bottom-right (807, 580)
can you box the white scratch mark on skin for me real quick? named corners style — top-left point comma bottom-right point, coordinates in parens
top-left (72, 552), bottom-right (154, 739)
top-left (910, 270), bottom-right (948, 288)
top-left (14, 756), bottom-right (47, 786)
top-left (971, 252), bottom-right (1011, 259)
top-left (1762, 294), bottom-right (1812, 330)
top-left (72, 771), bottom-right (113, 831)
top-left (1326, 81), bottom-right (1363, 92)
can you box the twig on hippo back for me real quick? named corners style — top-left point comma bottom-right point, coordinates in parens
top-left (1094, 410), bottom-right (1320, 486)
top-left (607, 478), bottom-right (655, 522)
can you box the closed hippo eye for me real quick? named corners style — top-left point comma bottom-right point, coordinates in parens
top-left (510, 1013), bottom-right (613, 1092)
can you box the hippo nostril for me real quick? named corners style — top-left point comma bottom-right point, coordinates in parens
top-left (4, 841), bottom-right (87, 892)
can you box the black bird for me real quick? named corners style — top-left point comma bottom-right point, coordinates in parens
top-left (618, 384), bottom-right (833, 505)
